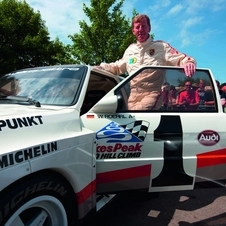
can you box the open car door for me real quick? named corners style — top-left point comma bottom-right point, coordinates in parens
top-left (81, 66), bottom-right (226, 194)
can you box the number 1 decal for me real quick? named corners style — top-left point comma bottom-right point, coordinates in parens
top-left (152, 115), bottom-right (194, 187)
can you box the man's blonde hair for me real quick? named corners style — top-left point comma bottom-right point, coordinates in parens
top-left (132, 14), bottom-right (151, 29)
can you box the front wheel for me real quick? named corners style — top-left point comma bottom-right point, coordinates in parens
top-left (0, 173), bottom-right (78, 226)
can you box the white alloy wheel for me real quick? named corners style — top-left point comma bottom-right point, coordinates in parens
top-left (5, 196), bottom-right (67, 226)
top-left (0, 174), bottom-right (78, 226)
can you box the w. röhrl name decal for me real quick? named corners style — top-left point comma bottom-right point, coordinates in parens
top-left (0, 142), bottom-right (57, 169)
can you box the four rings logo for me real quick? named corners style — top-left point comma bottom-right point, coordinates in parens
top-left (198, 130), bottom-right (220, 146)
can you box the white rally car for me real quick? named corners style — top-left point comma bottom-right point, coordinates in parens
top-left (0, 65), bottom-right (226, 226)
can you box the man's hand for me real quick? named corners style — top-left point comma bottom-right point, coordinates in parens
top-left (95, 65), bottom-right (102, 69)
top-left (183, 62), bottom-right (196, 77)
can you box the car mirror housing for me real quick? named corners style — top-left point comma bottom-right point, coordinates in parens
top-left (92, 95), bottom-right (118, 113)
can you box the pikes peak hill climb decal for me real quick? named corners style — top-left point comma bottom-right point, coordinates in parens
top-left (96, 120), bottom-right (149, 159)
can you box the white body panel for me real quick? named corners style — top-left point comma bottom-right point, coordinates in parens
top-left (1, 65), bottom-right (226, 225)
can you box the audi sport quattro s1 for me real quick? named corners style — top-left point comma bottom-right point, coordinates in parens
top-left (0, 65), bottom-right (226, 226)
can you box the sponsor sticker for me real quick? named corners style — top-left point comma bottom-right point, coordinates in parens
top-left (0, 115), bottom-right (43, 131)
top-left (128, 57), bottom-right (137, 64)
top-left (96, 121), bottom-right (150, 159)
top-left (0, 142), bottom-right (58, 170)
top-left (198, 130), bottom-right (220, 146)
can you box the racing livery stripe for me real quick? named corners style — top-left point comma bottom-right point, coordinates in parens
top-left (76, 180), bottom-right (96, 205)
top-left (96, 165), bottom-right (151, 184)
top-left (197, 148), bottom-right (226, 168)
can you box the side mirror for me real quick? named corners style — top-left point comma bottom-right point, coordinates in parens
top-left (117, 94), bottom-right (123, 110)
top-left (92, 95), bottom-right (118, 113)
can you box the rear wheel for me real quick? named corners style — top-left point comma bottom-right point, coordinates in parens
top-left (0, 174), bottom-right (78, 226)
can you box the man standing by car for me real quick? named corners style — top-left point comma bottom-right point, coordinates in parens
top-left (98, 14), bottom-right (196, 110)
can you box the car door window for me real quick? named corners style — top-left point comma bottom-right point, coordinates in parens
top-left (115, 67), bottom-right (217, 113)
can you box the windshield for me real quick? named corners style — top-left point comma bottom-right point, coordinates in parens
top-left (0, 66), bottom-right (86, 106)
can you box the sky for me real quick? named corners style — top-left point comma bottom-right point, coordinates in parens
top-left (26, 0), bottom-right (226, 83)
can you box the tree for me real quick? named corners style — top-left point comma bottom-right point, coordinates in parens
top-left (51, 38), bottom-right (78, 65)
top-left (69, 0), bottom-right (137, 65)
top-left (0, 0), bottom-right (69, 75)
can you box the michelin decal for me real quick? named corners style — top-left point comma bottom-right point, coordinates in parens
top-left (96, 120), bottom-right (149, 159)
top-left (0, 142), bottom-right (57, 170)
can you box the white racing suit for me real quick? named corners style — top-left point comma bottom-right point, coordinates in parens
top-left (100, 37), bottom-right (196, 110)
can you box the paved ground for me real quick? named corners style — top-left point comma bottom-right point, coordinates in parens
top-left (96, 188), bottom-right (226, 226)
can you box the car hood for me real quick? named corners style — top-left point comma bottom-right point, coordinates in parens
top-left (0, 104), bottom-right (65, 117)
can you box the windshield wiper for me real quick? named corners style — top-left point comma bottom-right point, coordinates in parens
top-left (4, 96), bottom-right (41, 107)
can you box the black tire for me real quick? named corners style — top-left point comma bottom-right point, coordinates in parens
top-left (0, 173), bottom-right (79, 226)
